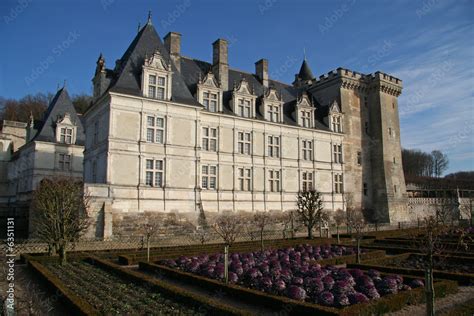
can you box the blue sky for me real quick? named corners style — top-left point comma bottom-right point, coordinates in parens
top-left (0, 0), bottom-right (473, 173)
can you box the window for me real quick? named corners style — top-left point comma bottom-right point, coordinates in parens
top-left (92, 160), bottom-right (97, 182)
top-left (334, 174), bottom-right (343, 193)
top-left (202, 165), bottom-right (217, 190)
top-left (238, 167), bottom-right (252, 191)
top-left (394, 185), bottom-right (398, 193)
top-left (93, 121), bottom-right (99, 144)
top-left (332, 116), bottom-right (342, 133)
top-left (301, 111), bottom-right (311, 128)
top-left (393, 156), bottom-right (396, 164)
top-left (333, 144), bottom-right (343, 163)
top-left (268, 105), bottom-right (280, 122)
top-left (388, 127), bottom-right (393, 137)
top-left (302, 171), bottom-right (313, 191)
top-left (357, 151), bottom-right (362, 165)
top-left (202, 127), bottom-right (218, 151)
top-left (148, 75), bottom-right (166, 100)
top-left (203, 91), bottom-right (218, 112)
top-left (58, 154), bottom-right (71, 171)
top-left (267, 135), bottom-right (280, 158)
top-left (268, 170), bottom-right (280, 192)
top-left (238, 99), bottom-right (251, 118)
top-left (364, 96), bottom-right (368, 108)
top-left (302, 140), bottom-right (313, 161)
top-left (145, 159), bottom-right (164, 187)
top-left (365, 122), bottom-right (369, 134)
top-left (363, 182), bottom-right (368, 196)
top-left (146, 116), bottom-right (165, 144)
top-left (392, 102), bottom-right (395, 109)
top-left (60, 127), bottom-right (73, 144)
top-left (238, 132), bottom-right (252, 155)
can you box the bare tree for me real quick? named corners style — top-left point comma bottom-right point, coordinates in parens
top-left (296, 190), bottom-right (324, 239)
top-left (254, 212), bottom-right (272, 251)
top-left (431, 150), bottom-right (449, 178)
top-left (333, 209), bottom-right (346, 244)
top-left (212, 214), bottom-right (243, 283)
top-left (32, 177), bottom-right (89, 265)
top-left (347, 207), bottom-right (366, 264)
top-left (140, 215), bottom-right (162, 263)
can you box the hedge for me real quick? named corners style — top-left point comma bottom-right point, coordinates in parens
top-left (347, 253), bottom-right (474, 285)
top-left (27, 258), bottom-right (99, 315)
top-left (139, 261), bottom-right (458, 316)
top-left (347, 243), bottom-right (474, 258)
top-left (85, 256), bottom-right (251, 316)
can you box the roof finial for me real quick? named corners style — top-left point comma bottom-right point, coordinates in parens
top-left (63, 79), bottom-right (67, 88)
top-left (147, 10), bottom-right (152, 25)
top-left (303, 47), bottom-right (307, 61)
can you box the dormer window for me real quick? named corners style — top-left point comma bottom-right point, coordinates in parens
top-left (197, 72), bottom-right (222, 113)
top-left (301, 111), bottom-right (311, 128)
top-left (60, 127), bottom-right (73, 144)
top-left (238, 99), bottom-right (251, 118)
top-left (203, 91), bottom-right (218, 112)
top-left (268, 105), bottom-right (280, 122)
top-left (260, 88), bottom-right (284, 123)
top-left (55, 113), bottom-right (77, 145)
top-left (148, 75), bottom-right (166, 100)
top-left (332, 116), bottom-right (342, 133)
top-left (142, 50), bottom-right (172, 101)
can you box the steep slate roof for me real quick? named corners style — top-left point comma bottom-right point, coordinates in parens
top-left (297, 59), bottom-right (315, 81)
top-left (98, 21), bottom-right (331, 131)
top-left (33, 88), bottom-right (85, 145)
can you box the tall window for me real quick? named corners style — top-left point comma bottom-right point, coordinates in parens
top-left (332, 116), bottom-right (342, 133)
top-left (333, 144), bottom-right (343, 163)
top-left (146, 116), bottom-right (165, 144)
top-left (268, 170), bottom-right (280, 192)
top-left (301, 111), bottom-right (311, 128)
top-left (148, 75), bottom-right (166, 100)
top-left (238, 167), bottom-right (252, 191)
top-left (92, 160), bottom-right (97, 182)
top-left (334, 174), bottom-right (343, 193)
top-left (267, 135), bottom-right (280, 158)
top-left (60, 127), bottom-right (73, 144)
top-left (365, 122), bottom-right (369, 134)
top-left (357, 151), bottom-right (362, 165)
top-left (203, 91), bottom-right (218, 112)
top-left (238, 132), bottom-right (252, 155)
top-left (268, 105), bottom-right (280, 122)
top-left (302, 140), bottom-right (313, 161)
top-left (93, 121), bottom-right (99, 144)
top-left (58, 154), bottom-right (71, 171)
top-left (363, 182), bottom-right (368, 196)
top-left (145, 159), bottom-right (164, 187)
top-left (202, 165), bottom-right (217, 190)
top-left (238, 99), bottom-right (251, 118)
top-left (202, 127), bottom-right (218, 152)
top-left (302, 171), bottom-right (313, 191)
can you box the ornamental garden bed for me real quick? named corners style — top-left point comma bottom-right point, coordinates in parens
top-left (347, 253), bottom-right (474, 285)
top-left (27, 255), bottom-right (249, 315)
top-left (141, 260), bottom-right (457, 316)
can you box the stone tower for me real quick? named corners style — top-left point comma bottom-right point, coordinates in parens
top-left (308, 68), bottom-right (408, 223)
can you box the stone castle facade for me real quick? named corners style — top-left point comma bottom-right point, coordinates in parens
top-left (82, 18), bottom-right (408, 237)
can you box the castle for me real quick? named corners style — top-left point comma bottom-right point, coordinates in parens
top-left (81, 17), bottom-right (408, 237)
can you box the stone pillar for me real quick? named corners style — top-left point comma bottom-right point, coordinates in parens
top-left (164, 32), bottom-right (181, 72)
top-left (255, 59), bottom-right (269, 87)
top-left (212, 39), bottom-right (228, 91)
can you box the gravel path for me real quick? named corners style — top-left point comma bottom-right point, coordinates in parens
top-left (388, 286), bottom-right (474, 316)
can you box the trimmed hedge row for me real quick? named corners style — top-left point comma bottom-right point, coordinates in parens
top-left (26, 256), bottom-right (99, 315)
top-left (85, 255), bottom-right (251, 316)
top-left (140, 261), bottom-right (458, 316)
top-left (312, 250), bottom-right (386, 266)
top-left (347, 243), bottom-right (474, 258)
top-left (347, 253), bottom-right (474, 285)
top-left (118, 237), bottom-right (337, 265)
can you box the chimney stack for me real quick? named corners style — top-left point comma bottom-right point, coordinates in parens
top-left (255, 59), bottom-right (269, 87)
top-left (212, 38), bottom-right (228, 91)
top-left (164, 32), bottom-right (181, 72)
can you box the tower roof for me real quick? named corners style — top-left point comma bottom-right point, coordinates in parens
top-left (297, 59), bottom-right (314, 81)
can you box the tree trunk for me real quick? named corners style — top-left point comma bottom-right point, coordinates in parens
top-left (308, 225), bottom-right (313, 239)
top-left (425, 267), bottom-right (435, 316)
top-left (260, 231), bottom-right (264, 252)
top-left (224, 245), bottom-right (229, 284)
top-left (319, 222), bottom-right (323, 238)
top-left (336, 225), bottom-right (340, 244)
top-left (147, 238), bottom-right (150, 263)
top-left (59, 245), bottom-right (67, 265)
